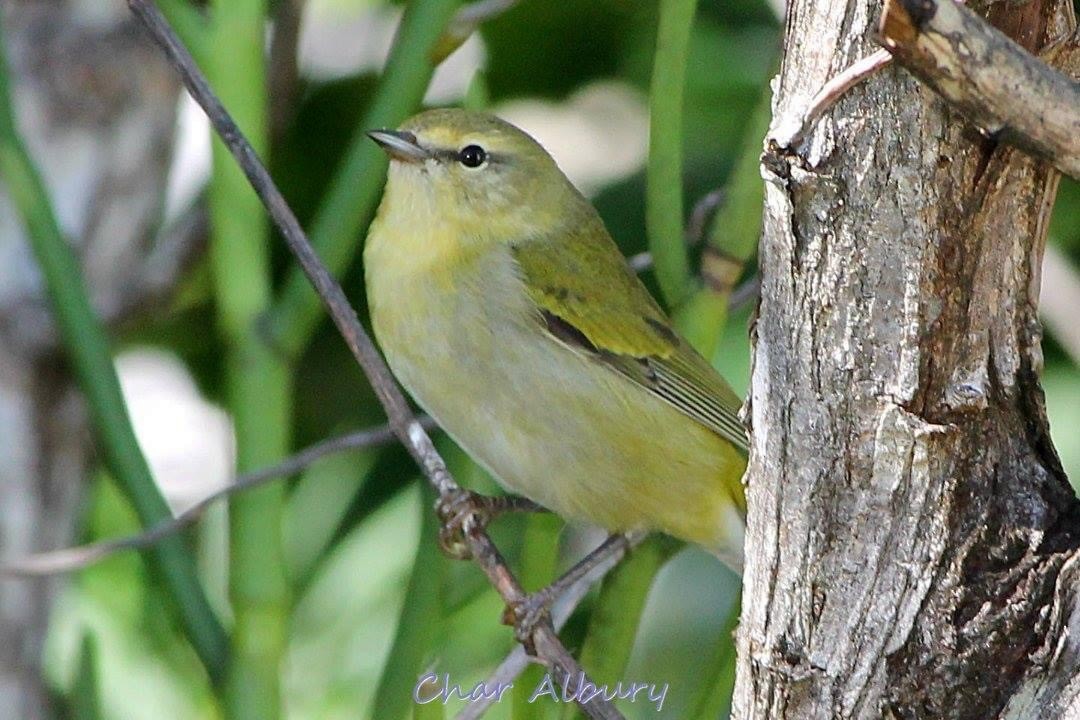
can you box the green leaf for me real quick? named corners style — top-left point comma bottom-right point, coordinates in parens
top-left (69, 634), bottom-right (103, 720)
top-left (562, 537), bottom-right (680, 720)
top-left (646, 0), bottom-right (700, 307)
top-left (371, 484), bottom-right (447, 720)
top-left (687, 599), bottom-right (740, 719)
top-left (271, 0), bottom-right (463, 359)
top-left (0, 10), bottom-right (227, 683)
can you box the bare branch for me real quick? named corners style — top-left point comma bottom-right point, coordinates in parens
top-left (125, 3), bottom-right (624, 716)
top-left (686, 189), bottom-right (726, 246)
top-left (770, 49), bottom-right (894, 149)
top-left (739, 0), bottom-right (1078, 711)
top-left (455, 532), bottom-right (646, 720)
top-left (432, 0), bottom-right (519, 64)
top-left (0, 419), bottom-right (432, 576)
top-left (879, 0), bottom-right (1080, 179)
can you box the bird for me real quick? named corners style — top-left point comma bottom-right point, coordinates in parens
top-left (364, 109), bottom-right (747, 572)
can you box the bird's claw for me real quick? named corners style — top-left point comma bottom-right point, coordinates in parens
top-left (503, 591), bottom-right (556, 648)
top-left (436, 491), bottom-right (547, 560)
top-left (436, 489), bottom-right (488, 560)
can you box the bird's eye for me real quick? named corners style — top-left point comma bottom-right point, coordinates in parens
top-left (458, 144), bottom-right (487, 168)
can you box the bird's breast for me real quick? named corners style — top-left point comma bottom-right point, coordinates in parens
top-left (364, 221), bottom-right (744, 553)
top-left (365, 227), bottom-right (538, 437)
top-left (365, 226), bottom-right (588, 509)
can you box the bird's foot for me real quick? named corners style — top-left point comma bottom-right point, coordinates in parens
top-left (504, 589), bottom-right (557, 647)
top-left (436, 490), bottom-right (546, 560)
top-left (502, 533), bottom-right (637, 645)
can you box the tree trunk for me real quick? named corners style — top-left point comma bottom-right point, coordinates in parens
top-left (734, 0), bottom-right (1080, 717)
top-left (0, 2), bottom-right (181, 716)
top-left (0, 352), bottom-right (86, 719)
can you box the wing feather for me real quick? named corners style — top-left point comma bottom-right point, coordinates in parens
top-left (511, 213), bottom-right (747, 453)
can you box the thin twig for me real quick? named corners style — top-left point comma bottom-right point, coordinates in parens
top-left (686, 189), bottom-right (725, 247)
top-left (0, 419), bottom-right (432, 576)
top-left (628, 251), bottom-right (760, 310)
top-left (125, 3), bottom-right (623, 717)
top-left (770, 48), bottom-right (893, 149)
top-left (509, 534), bottom-right (635, 626)
top-left (455, 532), bottom-right (646, 720)
top-left (435, 0), bottom-right (519, 61)
top-left (730, 275), bottom-right (761, 312)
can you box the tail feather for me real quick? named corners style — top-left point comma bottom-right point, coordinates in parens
top-left (712, 502), bottom-right (746, 575)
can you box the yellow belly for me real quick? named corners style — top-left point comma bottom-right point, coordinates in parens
top-left (365, 233), bottom-right (745, 561)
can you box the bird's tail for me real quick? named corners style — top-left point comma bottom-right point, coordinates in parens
top-left (712, 502), bottom-right (746, 575)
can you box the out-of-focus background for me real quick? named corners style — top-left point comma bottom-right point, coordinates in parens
top-left (0, 0), bottom-right (1076, 718)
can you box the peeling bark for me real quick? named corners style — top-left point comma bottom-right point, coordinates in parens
top-left (734, 0), bottom-right (1080, 717)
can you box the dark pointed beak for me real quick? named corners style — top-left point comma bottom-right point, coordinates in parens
top-left (367, 129), bottom-right (430, 163)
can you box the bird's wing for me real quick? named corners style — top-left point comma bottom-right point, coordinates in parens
top-left (511, 216), bottom-right (748, 453)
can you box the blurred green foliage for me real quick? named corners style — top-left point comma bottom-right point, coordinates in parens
top-left (9, 0), bottom-right (1075, 719)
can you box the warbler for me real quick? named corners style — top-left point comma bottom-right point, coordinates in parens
top-left (365, 109), bottom-right (747, 571)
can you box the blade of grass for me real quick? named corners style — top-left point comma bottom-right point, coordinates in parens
top-left (415, 697), bottom-right (448, 720)
top-left (270, 0), bottom-right (461, 360)
top-left (561, 537), bottom-right (680, 720)
top-left (512, 514), bottom-right (563, 720)
top-left (69, 635), bottom-right (102, 720)
top-left (645, 0), bottom-right (699, 308)
top-left (283, 447), bottom-right (380, 584)
top-left (675, 91), bottom-right (770, 355)
top-left (0, 11), bottom-right (228, 682)
top-left (203, 1), bottom-right (291, 717)
top-left (157, 0), bottom-right (208, 62)
top-left (687, 599), bottom-right (740, 720)
top-left (371, 484), bottom-right (447, 720)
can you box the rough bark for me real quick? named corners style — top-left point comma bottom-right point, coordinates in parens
top-left (0, 2), bottom-right (181, 716)
top-left (880, 0), bottom-right (1080, 180)
top-left (734, 0), bottom-right (1080, 717)
top-left (0, 352), bottom-right (86, 719)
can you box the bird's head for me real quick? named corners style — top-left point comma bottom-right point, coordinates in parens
top-left (368, 109), bottom-right (583, 240)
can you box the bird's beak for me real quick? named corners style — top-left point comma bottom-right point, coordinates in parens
top-left (367, 129), bottom-right (430, 163)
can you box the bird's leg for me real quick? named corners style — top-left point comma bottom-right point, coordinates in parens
top-left (436, 489), bottom-right (547, 560)
top-left (503, 532), bottom-right (637, 645)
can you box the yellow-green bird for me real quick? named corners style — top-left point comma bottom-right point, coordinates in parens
top-left (365, 109), bottom-right (747, 572)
